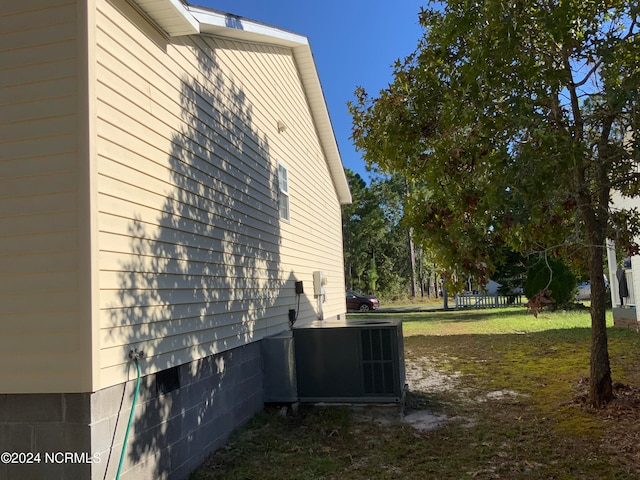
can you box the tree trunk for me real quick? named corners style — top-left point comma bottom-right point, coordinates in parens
top-left (405, 177), bottom-right (418, 298)
top-left (585, 220), bottom-right (614, 407)
top-left (408, 227), bottom-right (417, 297)
top-left (418, 248), bottom-right (425, 297)
top-left (433, 268), bottom-right (439, 298)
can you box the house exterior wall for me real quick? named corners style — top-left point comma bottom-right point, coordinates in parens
top-left (94, 0), bottom-right (346, 391)
top-left (2, 1), bottom-right (348, 477)
top-left (607, 192), bottom-right (640, 328)
top-left (0, 0), bottom-right (92, 393)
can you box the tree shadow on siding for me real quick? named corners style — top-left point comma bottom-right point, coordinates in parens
top-left (104, 42), bottom-right (290, 478)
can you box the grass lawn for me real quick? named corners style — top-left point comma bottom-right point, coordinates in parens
top-left (191, 307), bottom-right (640, 480)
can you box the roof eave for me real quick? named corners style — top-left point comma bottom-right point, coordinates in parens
top-left (289, 45), bottom-right (352, 205)
top-left (134, 0), bottom-right (199, 36)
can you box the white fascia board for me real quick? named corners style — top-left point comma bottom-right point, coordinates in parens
top-left (189, 7), bottom-right (308, 48)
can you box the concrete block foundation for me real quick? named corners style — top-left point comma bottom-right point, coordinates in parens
top-left (0, 342), bottom-right (263, 480)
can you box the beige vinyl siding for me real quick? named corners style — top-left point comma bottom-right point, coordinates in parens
top-left (0, 0), bottom-right (84, 393)
top-left (208, 38), bottom-right (346, 320)
top-left (96, 0), bottom-right (346, 388)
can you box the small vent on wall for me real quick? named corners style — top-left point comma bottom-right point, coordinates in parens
top-left (156, 366), bottom-right (181, 395)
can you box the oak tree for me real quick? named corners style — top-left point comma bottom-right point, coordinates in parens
top-left (350, 0), bottom-right (640, 406)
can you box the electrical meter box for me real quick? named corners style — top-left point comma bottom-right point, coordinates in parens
top-left (313, 271), bottom-right (327, 296)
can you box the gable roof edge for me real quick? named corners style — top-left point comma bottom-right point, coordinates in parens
top-left (132, 0), bottom-right (352, 205)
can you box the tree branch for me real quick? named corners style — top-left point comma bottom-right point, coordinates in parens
top-left (561, 51), bottom-right (584, 140)
top-left (610, 172), bottom-right (640, 189)
top-left (572, 59), bottom-right (603, 88)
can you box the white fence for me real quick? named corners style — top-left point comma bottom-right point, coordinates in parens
top-left (454, 293), bottom-right (524, 309)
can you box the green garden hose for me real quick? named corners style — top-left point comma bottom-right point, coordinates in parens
top-left (115, 357), bottom-right (141, 480)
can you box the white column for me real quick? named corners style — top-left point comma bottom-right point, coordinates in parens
top-left (606, 239), bottom-right (619, 307)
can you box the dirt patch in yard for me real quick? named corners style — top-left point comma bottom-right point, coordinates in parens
top-left (351, 356), bottom-right (531, 433)
top-left (405, 355), bottom-right (462, 393)
top-left (406, 355), bottom-right (528, 405)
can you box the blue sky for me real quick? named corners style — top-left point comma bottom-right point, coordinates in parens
top-left (196, 1), bottom-right (426, 182)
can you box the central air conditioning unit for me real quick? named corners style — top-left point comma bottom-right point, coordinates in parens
top-left (292, 319), bottom-right (406, 403)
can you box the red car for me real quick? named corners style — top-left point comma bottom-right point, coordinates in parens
top-left (346, 291), bottom-right (380, 312)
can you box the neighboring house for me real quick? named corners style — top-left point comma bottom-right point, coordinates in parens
top-left (484, 279), bottom-right (501, 296)
top-left (1, 1), bottom-right (351, 479)
top-left (606, 192), bottom-right (639, 330)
